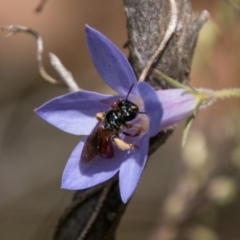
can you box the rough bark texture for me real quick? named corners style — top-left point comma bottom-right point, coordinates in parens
top-left (53, 0), bottom-right (208, 239)
top-left (124, 0), bottom-right (207, 88)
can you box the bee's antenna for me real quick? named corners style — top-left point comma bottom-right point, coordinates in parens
top-left (138, 111), bottom-right (146, 114)
top-left (126, 84), bottom-right (135, 100)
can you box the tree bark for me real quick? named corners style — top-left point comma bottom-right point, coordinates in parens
top-left (53, 1), bottom-right (208, 239)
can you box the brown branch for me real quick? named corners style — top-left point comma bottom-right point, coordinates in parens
top-left (139, 0), bottom-right (178, 82)
top-left (53, 1), bottom-right (209, 240)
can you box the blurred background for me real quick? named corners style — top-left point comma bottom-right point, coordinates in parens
top-left (0, 0), bottom-right (240, 239)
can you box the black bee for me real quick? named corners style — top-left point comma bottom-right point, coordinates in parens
top-left (81, 84), bottom-right (144, 162)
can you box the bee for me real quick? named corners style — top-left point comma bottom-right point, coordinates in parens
top-left (81, 84), bottom-right (145, 162)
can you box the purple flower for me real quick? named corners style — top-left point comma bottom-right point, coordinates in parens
top-left (35, 25), bottom-right (199, 202)
top-left (155, 88), bottom-right (199, 131)
top-left (36, 25), bottom-right (163, 203)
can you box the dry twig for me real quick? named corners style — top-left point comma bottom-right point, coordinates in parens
top-left (49, 53), bottom-right (80, 92)
top-left (35, 0), bottom-right (49, 13)
top-left (2, 25), bottom-right (80, 91)
top-left (2, 25), bottom-right (58, 85)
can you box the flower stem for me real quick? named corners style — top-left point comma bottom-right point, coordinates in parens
top-left (153, 69), bottom-right (190, 90)
top-left (214, 88), bottom-right (240, 99)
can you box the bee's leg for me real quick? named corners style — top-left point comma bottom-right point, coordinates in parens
top-left (95, 112), bottom-right (105, 121)
top-left (123, 127), bottom-right (142, 137)
top-left (124, 123), bottom-right (133, 129)
top-left (112, 136), bottom-right (138, 151)
top-left (111, 99), bottom-right (121, 109)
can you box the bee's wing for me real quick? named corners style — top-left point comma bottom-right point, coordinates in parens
top-left (81, 121), bottom-right (114, 163)
top-left (97, 128), bottom-right (115, 159)
top-left (81, 121), bottom-right (102, 163)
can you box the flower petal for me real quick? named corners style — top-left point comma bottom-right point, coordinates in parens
top-left (61, 137), bottom-right (123, 190)
top-left (35, 91), bottom-right (120, 135)
top-left (155, 89), bottom-right (198, 130)
top-left (85, 25), bottom-right (137, 94)
top-left (138, 82), bottom-right (163, 136)
top-left (119, 133), bottom-right (149, 203)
